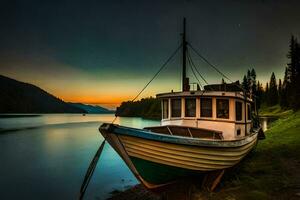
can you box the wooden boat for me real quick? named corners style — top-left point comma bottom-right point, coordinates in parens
top-left (99, 19), bottom-right (263, 189)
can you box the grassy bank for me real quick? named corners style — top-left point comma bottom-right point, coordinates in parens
top-left (209, 110), bottom-right (300, 199)
top-left (259, 104), bottom-right (292, 117)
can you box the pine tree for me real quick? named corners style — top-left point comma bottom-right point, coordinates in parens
top-left (287, 35), bottom-right (297, 85)
top-left (294, 39), bottom-right (300, 109)
top-left (256, 81), bottom-right (263, 109)
top-left (264, 82), bottom-right (269, 105)
top-left (250, 68), bottom-right (257, 97)
top-left (281, 67), bottom-right (289, 108)
top-left (242, 75), bottom-right (249, 94)
top-left (278, 79), bottom-right (282, 104)
top-left (247, 70), bottom-right (251, 93)
top-left (221, 78), bottom-right (225, 84)
top-left (286, 35), bottom-right (300, 110)
top-left (268, 72), bottom-right (278, 106)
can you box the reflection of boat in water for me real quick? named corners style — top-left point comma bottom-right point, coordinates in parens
top-left (99, 19), bottom-right (264, 189)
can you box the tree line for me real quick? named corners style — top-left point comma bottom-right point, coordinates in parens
top-left (117, 35), bottom-right (300, 119)
top-left (242, 35), bottom-right (300, 111)
top-left (115, 97), bottom-right (161, 119)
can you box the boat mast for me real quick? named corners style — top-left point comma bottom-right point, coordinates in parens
top-left (182, 18), bottom-right (189, 91)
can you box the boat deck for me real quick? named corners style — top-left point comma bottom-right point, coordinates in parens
top-left (144, 126), bottom-right (223, 140)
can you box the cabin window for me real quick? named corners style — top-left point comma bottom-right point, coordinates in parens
top-left (171, 99), bottom-right (181, 118)
top-left (235, 101), bottom-right (242, 121)
top-left (185, 98), bottom-right (196, 117)
top-left (200, 98), bottom-right (212, 118)
top-left (162, 99), bottom-right (169, 119)
top-left (216, 99), bottom-right (229, 119)
top-left (247, 104), bottom-right (251, 120)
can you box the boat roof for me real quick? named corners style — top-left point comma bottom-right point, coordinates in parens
top-left (156, 82), bottom-right (252, 102)
top-left (156, 90), bottom-right (252, 102)
top-left (203, 82), bottom-right (243, 92)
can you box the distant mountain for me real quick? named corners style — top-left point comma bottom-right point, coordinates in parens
top-left (69, 103), bottom-right (115, 114)
top-left (0, 75), bottom-right (85, 113)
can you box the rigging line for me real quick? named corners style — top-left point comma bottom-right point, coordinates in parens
top-left (131, 43), bottom-right (183, 102)
top-left (187, 51), bottom-right (203, 89)
top-left (111, 43), bottom-right (183, 124)
top-left (188, 43), bottom-right (256, 98)
top-left (189, 60), bottom-right (203, 89)
top-left (187, 52), bottom-right (209, 97)
top-left (187, 49), bottom-right (216, 92)
top-left (78, 140), bottom-right (106, 200)
top-left (187, 50), bottom-right (209, 85)
top-left (188, 43), bottom-right (234, 83)
top-left (188, 52), bottom-right (207, 96)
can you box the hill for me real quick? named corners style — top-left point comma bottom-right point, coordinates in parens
top-left (0, 75), bottom-right (85, 113)
top-left (69, 103), bottom-right (115, 114)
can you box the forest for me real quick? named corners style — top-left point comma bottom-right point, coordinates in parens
top-left (244, 35), bottom-right (300, 111)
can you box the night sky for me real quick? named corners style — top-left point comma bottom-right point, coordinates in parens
top-left (0, 0), bottom-right (299, 108)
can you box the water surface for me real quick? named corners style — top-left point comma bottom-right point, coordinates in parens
top-left (0, 114), bottom-right (159, 200)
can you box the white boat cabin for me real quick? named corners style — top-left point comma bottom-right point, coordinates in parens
top-left (157, 90), bottom-right (253, 140)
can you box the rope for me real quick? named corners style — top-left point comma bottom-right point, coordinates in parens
top-left (187, 50), bottom-right (209, 85)
top-left (131, 44), bottom-right (182, 102)
top-left (78, 140), bottom-right (106, 200)
top-left (190, 64), bottom-right (203, 89)
top-left (187, 50), bottom-right (203, 89)
top-left (188, 42), bottom-right (252, 95)
top-left (111, 44), bottom-right (182, 124)
top-left (188, 43), bottom-right (234, 83)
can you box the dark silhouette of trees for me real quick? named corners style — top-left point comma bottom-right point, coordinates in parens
top-left (250, 69), bottom-right (257, 97)
top-left (242, 75), bottom-right (249, 93)
top-left (115, 97), bottom-right (161, 119)
top-left (242, 68), bottom-right (261, 107)
top-left (263, 82), bottom-right (269, 105)
top-left (268, 72), bottom-right (278, 106)
top-left (258, 35), bottom-right (300, 110)
top-left (256, 81), bottom-right (263, 109)
top-left (221, 78), bottom-right (225, 84)
top-left (242, 68), bottom-right (257, 95)
top-left (280, 67), bottom-right (289, 108)
top-left (278, 79), bottom-right (282, 105)
top-left (286, 35), bottom-right (300, 110)
top-left (277, 35), bottom-right (300, 110)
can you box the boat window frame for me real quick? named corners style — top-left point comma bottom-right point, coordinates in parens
top-left (247, 103), bottom-right (251, 121)
top-left (171, 98), bottom-right (182, 118)
top-left (216, 98), bottom-right (230, 119)
top-left (162, 99), bottom-right (169, 119)
top-left (235, 100), bottom-right (243, 121)
top-left (185, 97), bottom-right (196, 117)
top-left (200, 97), bottom-right (213, 118)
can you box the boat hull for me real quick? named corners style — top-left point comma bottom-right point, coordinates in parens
top-left (99, 123), bottom-right (258, 188)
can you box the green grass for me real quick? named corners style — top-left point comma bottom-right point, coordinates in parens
top-left (259, 104), bottom-right (292, 117)
top-left (212, 110), bottom-right (300, 199)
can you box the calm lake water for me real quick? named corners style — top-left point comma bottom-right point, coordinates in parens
top-left (0, 114), bottom-right (159, 200)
